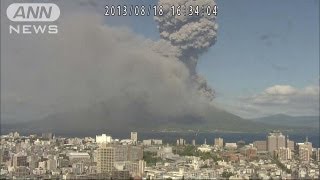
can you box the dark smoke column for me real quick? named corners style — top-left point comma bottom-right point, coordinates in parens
top-left (155, 0), bottom-right (218, 100)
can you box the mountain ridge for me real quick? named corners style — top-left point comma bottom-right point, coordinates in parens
top-left (249, 114), bottom-right (319, 128)
top-left (1, 105), bottom-right (318, 135)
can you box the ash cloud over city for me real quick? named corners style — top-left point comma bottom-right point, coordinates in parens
top-left (156, 0), bottom-right (218, 100)
top-left (1, 0), bottom-right (220, 127)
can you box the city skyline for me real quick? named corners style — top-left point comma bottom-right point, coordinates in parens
top-left (1, 130), bottom-right (319, 179)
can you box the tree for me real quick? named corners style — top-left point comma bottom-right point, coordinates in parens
top-left (143, 151), bottom-right (161, 166)
top-left (221, 171), bottom-right (233, 179)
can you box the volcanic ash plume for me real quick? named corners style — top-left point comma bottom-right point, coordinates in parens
top-left (2, 13), bottom-right (211, 125)
top-left (155, 0), bottom-right (218, 100)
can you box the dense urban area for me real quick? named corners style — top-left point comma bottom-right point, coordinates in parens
top-left (0, 131), bottom-right (319, 179)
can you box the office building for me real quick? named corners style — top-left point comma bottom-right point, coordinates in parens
top-left (242, 146), bottom-right (257, 159)
top-left (225, 143), bottom-right (237, 149)
top-left (42, 132), bottom-right (53, 140)
top-left (96, 134), bottom-right (112, 144)
top-left (47, 158), bottom-right (57, 171)
top-left (125, 160), bottom-right (146, 177)
top-left (72, 162), bottom-right (84, 175)
top-left (13, 154), bottom-right (28, 167)
top-left (253, 141), bottom-right (267, 151)
top-left (96, 144), bottom-right (143, 173)
top-left (97, 144), bottom-right (118, 173)
top-left (67, 152), bottom-right (90, 163)
top-left (13, 167), bottom-right (30, 177)
top-left (142, 140), bottom-right (152, 146)
top-left (153, 139), bottom-right (162, 145)
top-left (142, 139), bottom-right (162, 146)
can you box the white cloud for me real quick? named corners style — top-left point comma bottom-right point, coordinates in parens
top-left (264, 85), bottom-right (297, 95)
top-left (219, 84), bottom-right (319, 118)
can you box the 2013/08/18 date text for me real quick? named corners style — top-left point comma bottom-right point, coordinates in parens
top-left (104, 5), bottom-right (218, 16)
top-left (104, 5), bottom-right (164, 16)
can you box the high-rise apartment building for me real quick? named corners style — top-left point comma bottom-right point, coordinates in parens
top-left (277, 147), bottom-right (292, 161)
top-left (192, 139), bottom-right (196, 146)
top-left (296, 137), bottom-right (313, 159)
top-left (316, 148), bottom-right (320, 162)
top-left (267, 131), bottom-right (285, 153)
top-left (131, 132), bottom-right (138, 143)
top-left (299, 146), bottom-right (310, 162)
top-left (176, 138), bottom-right (185, 146)
top-left (214, 137), bottom-right (223, 148)
top-left (303, 137), bottom-right (313, 156)
top-left (97, 144), bottom-right (118, 173)
top-left (286, 138), bottom-right (295, 151)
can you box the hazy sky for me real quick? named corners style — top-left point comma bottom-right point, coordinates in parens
top-left (103, 0), bottom-right (320, 117)
top-left (1, 0), bottom-right (319, 123)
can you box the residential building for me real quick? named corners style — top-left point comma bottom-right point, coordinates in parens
top-left (278, 147), bottom-right (292, 161)
top-left (267, 131), bottom-right (285, 153)
top-left (131, 132), bottom-right (138, 143)
top-left (214, 137), bottom-right (223, 148)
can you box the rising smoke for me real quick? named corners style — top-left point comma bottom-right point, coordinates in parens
top-left (2, 0), bottom-right (218, 129)
top-left (155, 0), bottom-right (218, 100)
top-left (2, 13), bottom-right (209, 125)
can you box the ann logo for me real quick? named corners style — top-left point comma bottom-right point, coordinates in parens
top-left (6, 3), bottom-right (60, 34)
top-left (7, 3), bottom-right (60, 22)
top-left (13, 5), bottom-right (52, 20)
